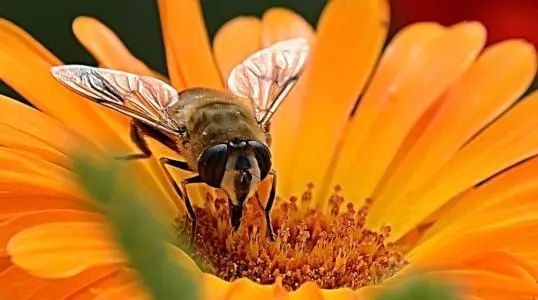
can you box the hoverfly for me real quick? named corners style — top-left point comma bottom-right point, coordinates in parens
top-left (51, 38), bottom-right (309, 241)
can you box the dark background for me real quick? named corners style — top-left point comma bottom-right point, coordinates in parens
top-left (0, 0), bottom-right (536, 98)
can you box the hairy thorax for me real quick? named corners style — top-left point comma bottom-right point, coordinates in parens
top-left (171, 88), bottom-right (266, 170)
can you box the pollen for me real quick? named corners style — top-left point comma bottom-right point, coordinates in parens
top-left (177, 185), bottom-right (407, 290)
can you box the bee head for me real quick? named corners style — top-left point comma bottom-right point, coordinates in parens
top-left (198, 139), bottom-right (271, 230)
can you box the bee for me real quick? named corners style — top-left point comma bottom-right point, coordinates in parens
top-left (51, 38), bottom-right (309, 241)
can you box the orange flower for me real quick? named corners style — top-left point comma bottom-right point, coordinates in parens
top-left (0, 0), bottom-right (537, 299)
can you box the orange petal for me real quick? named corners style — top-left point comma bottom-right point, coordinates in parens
top-left (410, 250), bottom-right (538, 284)
top-left (426, 269), bottom-right (538, 297)
top-left (289, 0), bottom-right (389, 199)
top-left (2, 134), bottom-right (73, 170)
top-left (68, 267), bottom-right (140, 300)
top-left (466, 291), bottom-right (533, 300)
top-left (7, 221), bottom-right (124, 278)
top-left (0, 210), bottom-right (100, 256)
top-left (0, 148), bottom-right (71, 181)
top-left (200, 273), bottom-right (233, 300)
top-left (464, 252), bottom-right (538, 282)
top-left (372, 97), bottom-right (445, 192)
top-left (0, 170), bottom-right (79, 200)
top-left (462, 296), bottom-right (486, 300)
top-left (157, 0), bottom-right (222, 89)
top-left (72, 17), bottom-right (154, 76)
top-left (389, 91), bottom-right (538, 241)
top-left (157, 7), bottom-right (185, 90)
top-left (202, 275), bottom-right (327, 300)
top-left (200, 274), bottom-right (361, 300)
top-left (0, 265), bottom-right (118, 300)
top-left (423, 156), bottom-right (538, 242)
top-left (325, 22), bottom-right (445, 196)
top-left (331, 22), bottom-right (486, 205)
top-left (260, 8), bottom-right (315, 194)
top-left (425, 193), bottom-right (538, 247)
top-left (409, 220), bottom-right (538, 267)
top-left (0, 147), bottom-right (76, 196)
top-left (368, 40), bottom-right (537, 228)
top-left (223, 277), bottom-right (286, 300)
top-left (289, 282), bottom-right (324, 300)
top-left (450, 202), bottom-right (538, 241)
top-left (0, 19), bottom-right (60, 65)
top-left (407, 158), bottom-right (538, 266)
top-left (0, 19), bottom-right (125, 146)
top-left (0, 125), bottom-right (70, 170)
top-left (0, 95), bottom-right (89, 156)
top-left (213, 17), bottom-right (262, 80)
top-left (354, 285), bottom-right (382, 299)
top-left (0, 148), bottom-right (78, 203)
top-left (0, 25), bottom-right (181, 220)
top-left (167, 244), bottom-right (202, 276)
top-left (261, 8), bottom-right (314, 47)
top-left (0, 194), bottom-right (87, 219)
top-left (321, 287), bottom-right (357, 299)
top-left (0, 256), bottom-right (10, 272)
top-left (94, 282), bottom-right (150, 300)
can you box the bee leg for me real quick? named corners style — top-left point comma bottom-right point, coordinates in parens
top-left (159, 158), bottom-right (197, 238)
top-left (117, 120), bottom-right (184, 160)
top-left (116, 120), bottom-right (152, 160)
top-left (261, 170), bottom-right (277, 241)
top-left (180, 175), bottom-right (203, 243)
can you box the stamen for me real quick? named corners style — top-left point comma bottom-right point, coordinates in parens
top-left (177, 185), bottom-right (407, 290)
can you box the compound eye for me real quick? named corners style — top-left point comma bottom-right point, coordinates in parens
top-left (248, 141), bottom-right (271, 180)
top-left (198, 143), bottom-right (228, 188)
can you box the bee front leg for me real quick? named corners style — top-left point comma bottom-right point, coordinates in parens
top-left (117, 120), bottom-right (183, 160)
top-left (257, 170), bottom-right (277, 241)
top-left (178, 174), bottom-right (203, 243)
top-left (160, 157), bottom-right (200, 241)
top-left (116, 120), bottom-right (152, 160)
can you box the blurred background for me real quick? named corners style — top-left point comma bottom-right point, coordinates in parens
top-left (0, 0), bottom-right (536, 97)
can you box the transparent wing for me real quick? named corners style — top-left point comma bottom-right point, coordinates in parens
top-left (51, 65), bottom-right (182, 134)
top-left (227, 38), bottom-right (310, 126)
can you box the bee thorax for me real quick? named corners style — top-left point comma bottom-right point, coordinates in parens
top-left (179, 95), bottom-right (267, 161)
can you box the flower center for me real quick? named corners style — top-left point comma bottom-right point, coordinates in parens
top-left (177, 185), bottom-right (407, 290)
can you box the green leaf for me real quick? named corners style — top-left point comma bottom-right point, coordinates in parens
top-left (375, 276), bottom-right (459, 300)
top-left (73, 154), bottom-right (199, 300)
